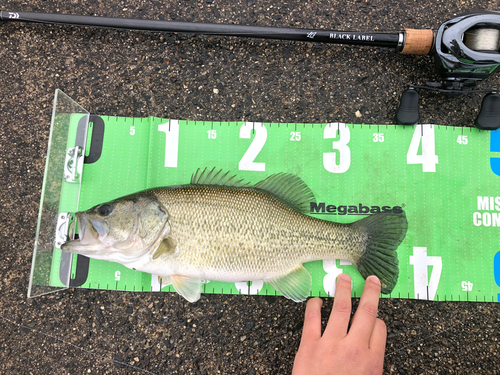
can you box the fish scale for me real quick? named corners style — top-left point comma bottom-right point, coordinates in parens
top-left (154, 185), bottom-right (358, 279)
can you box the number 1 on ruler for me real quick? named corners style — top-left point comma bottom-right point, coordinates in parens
top-left (158, 120), bottom-right (180, 168)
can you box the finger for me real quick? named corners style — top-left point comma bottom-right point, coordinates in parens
top-left (323, 273), bottom-right (352, 340)
top-left (369, 319), bottom-right (387, 371)
top-left (369, 319), bottom-right (387, 353)
top-left (348, 275), bottom-right (381, 345)
top-left (299, 298), bottom-right (323, 345)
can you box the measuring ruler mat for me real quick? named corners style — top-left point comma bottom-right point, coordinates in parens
top-left (56, 117), bottom-right (500, 302)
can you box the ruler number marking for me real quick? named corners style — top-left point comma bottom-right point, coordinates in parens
top-left (407, 125), bottom-right (439, 172)
top-left (235, 280), bottom-right (263, 295)
top-left (322, 259), bottom-right (353, 297)
top-left (494, 252), bottom-right (500, 302)
top-left (491, 129), bottom-right (500, 176)
top-left (461, 281), bottom-right (473, 292)
top-left (323, 123), bottom-right (351, 174)
top-left (158, 120), bottom-right (180, 168)
top-left (239, 122), bottom-right (267, 171)
top-left (373, 133), bottom-right (384, 142)
top-left (409, 247), bottom-right (442, 300)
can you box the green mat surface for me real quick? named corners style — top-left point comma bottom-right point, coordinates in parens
top-left (42, 114), bottom-right (500, 302)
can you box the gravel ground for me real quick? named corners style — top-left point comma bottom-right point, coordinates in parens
top-left (1, 0), bottom-right (499, 374)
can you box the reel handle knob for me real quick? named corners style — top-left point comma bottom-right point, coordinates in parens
top-left (475, 93), bottom-right (500, 130)
top-left (396, 88), bottom-right (419, 125)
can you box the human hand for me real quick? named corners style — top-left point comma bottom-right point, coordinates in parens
top-left (292, 274), bottom-right (387, 375)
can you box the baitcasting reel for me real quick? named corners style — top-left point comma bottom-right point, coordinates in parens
top-left (396, 11), bottom-right (500, 130)
top-left (2, 9), bottom-right (500, 129)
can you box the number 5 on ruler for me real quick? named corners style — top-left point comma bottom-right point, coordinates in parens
top-left (158, 120), bottom-right (180, 168)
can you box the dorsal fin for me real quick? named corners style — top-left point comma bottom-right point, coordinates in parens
top-left (190, 168), bottom-right (316, 213)
top-left (254, 172), bottom-right (315, 213)
top-left (191, 167), bottom-right (250, 188)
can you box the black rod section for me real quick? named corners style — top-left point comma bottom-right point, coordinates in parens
top-left (1, 10), bottom-right (401, 49)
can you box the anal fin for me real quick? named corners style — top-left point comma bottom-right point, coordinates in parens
top-left (267, 264), bottom-right (312, 303)
top-left (170, 275), bottom-right (202, 303)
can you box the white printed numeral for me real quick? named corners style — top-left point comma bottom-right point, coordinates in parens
top-left (130, 126), bottom-right (136, 135)
top-left (373, 133), bottom-right (384, 142)
top-left (114, 271), bottom-right (121, 281)
top-left (409, 247), bottom-right (442, 300)
top-left (407, 125), bottom-right (439, 172)
top-left (461, 281), bottom-right (473, 292)
top-left (322, 259), bottom-right (353, 296)
top-left (207, 129), bottom-right (217, 139)
top-left (290, 131), bottom-right (301, 141)
top-left (158, 120), bottom-right (180, 168)
top-left (239, 122), bottom-right (267, 171)
top-left (457, 135), bottom-right (468, 145)
top-left (235, 280), bottom-right (264, 295)
top-left (323, 123), bottom-right (351, 173)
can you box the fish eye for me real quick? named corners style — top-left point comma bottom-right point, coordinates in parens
top-left (97, 204), bottom-right (112, 217)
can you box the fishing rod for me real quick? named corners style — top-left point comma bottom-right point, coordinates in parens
top-left (2, 10), bottom-right (500, 129)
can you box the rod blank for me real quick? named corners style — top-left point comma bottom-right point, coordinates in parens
top-left (1, 10), bottom-right (402, 49)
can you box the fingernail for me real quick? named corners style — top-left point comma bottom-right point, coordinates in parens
top-left (338, 274), bottom-right (353, 290)
top-left (368, 276), bottom-right (381, 286)
top-left (338, 273), bottom-right (349, 282)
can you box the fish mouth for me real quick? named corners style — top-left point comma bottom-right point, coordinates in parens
top-left (61, 212), bottom-right (101, 254)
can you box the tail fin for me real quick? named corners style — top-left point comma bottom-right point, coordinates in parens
top-left (351, 211), bottom-right (408, 294)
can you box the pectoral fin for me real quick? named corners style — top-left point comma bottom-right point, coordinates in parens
top-left (151, 237), bottom-right (176, 260)
top-left (267, 264), bottom-right (312, 303)
top-left (171, 275), bottom-right (202, 303)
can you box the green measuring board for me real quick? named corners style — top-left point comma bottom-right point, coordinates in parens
top-left (54, 116), bottom-right (500, 302)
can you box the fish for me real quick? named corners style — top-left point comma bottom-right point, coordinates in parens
top-left (61, 167), bottom-right (408, 302)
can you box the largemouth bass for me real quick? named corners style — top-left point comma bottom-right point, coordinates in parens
top-left (61, 168), bottom-right (408, 302)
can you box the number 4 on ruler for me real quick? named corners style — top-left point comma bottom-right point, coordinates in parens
top-left (409, 247), bottom-right (442, 300)
top-left (407, 125), bottom-right (439, 172)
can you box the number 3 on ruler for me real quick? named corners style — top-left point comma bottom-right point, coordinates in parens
top-left (239, 122), bottom-right (267, 171)
top-left (323, 123), bottom-right (351, 173)
top-left (407, 125), bottom-right (439, 172)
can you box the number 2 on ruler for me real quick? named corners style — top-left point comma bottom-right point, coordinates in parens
top-left (407, 125), bottom-right (439, 172)
top-left (239, 122), bottom-right (267, 171)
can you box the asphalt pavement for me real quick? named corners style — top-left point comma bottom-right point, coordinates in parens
top-left (0, 0), bottom-right (499, 374)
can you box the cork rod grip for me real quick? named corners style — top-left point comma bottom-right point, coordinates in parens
top-left (401, 28), bottom-right (434, 55)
